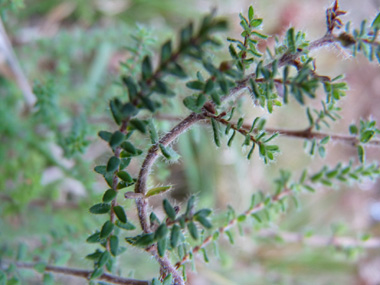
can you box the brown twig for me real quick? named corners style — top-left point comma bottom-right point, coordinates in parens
top-left (4, 261), bottom-right (149, 285)
top-left (153, 114), bottom-right (380, 147)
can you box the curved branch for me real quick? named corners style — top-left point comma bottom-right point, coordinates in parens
top-left (5, 261), bottom-right (149, 285)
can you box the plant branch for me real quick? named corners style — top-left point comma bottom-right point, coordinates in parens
top-left (4, 261), bottom-right (149, 285)
top-left (154, 114), bottom-right (380, 147)
top-left (175, 189), bottom-right (292, 268)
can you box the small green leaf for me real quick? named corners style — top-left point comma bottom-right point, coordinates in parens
top-left (110, 98), bottom-right (122, 125)
top-left (204, 79), bottom-right (214, 94)
top-left (89, 203), bottom-right (111, 214)
top-left (161, 40), bottom-right (172, 63)
top-left (358, 145), bottom-right (365, 163)
top-left (360, 130), bottom-right (375, 143)
top-left (183, 96), bottom-right (199, 112)
top-left (148, 119), bottom-right (159, 144)
top-left (195, 216), bottom-right (212, 229)
top-left (90, 267), bottom-right (103, 280)
top-left (349, 124), bottom-right (358, 135)
top-left (318, 146), bottom-right (326, 158)
top-left (43, 273), bottom-right (54, 285)
top-left (211, 118), bottom-right (221, 147)
top-left (142, 56), bottom-right (153, 80)
top-left (114, 206), bottom-right (127, 223)
top-left (130, 119), bottom-right (147, 134)
top-left (86, 250), bottom-right (102, 260)
top-left (320, 136), bottom-right (330, 145)
top-left (371, 13), bottom-right (380, 30)
top-left (117, 171), bottom-right (133, 183)
top-left (122, 76), bottom-right (138, 100)
top-left (170, 225), bottom-right (181, 248)
top-left (98, 131), bottom-right (112, 142)
top-left (157, 238), bottom-right (167, 257)
top-left (100, 221), bottom-right (114, 239)
top-left (126, 233), bottom-right (155, 247)
top-left (103, 189), bottom-right (117, 203)
top-left (107, 156), bottom-right (120, 173)
top-left (163, 199), bottom-right (176, 220)
top-left (86, 232), bottom-right (101, 243)
top-left (146, 186), bottom-right (172, 197)
top-left (248, 6), bottom-right (254, 21)
top-left (155, 224), bottom-right (169, 240)
top-left (186, 196), bottom-right (195, 216)
top-left (186, 81), bottom-right (204, 90)
top-left (287, 27), bottom-right (296, 53)
top-left (110, 235), bottom-right (119, 256)
top-left (187, 221), bottom-right (198, 240)
top-left (163, 274), bottom-right (173, 285)
top-left (115, 220), bottom-right (136, 231)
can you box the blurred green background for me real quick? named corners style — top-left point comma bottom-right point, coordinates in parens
top-left (1, 0), bottom-right (380, 284)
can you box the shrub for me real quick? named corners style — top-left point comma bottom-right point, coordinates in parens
top-left (1, 1), bottom-right (380, 284)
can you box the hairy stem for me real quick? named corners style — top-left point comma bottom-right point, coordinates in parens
top-left (175, 189), bottom-right (292, 268)
top-left (154, 114), bottom-right (380, 147)
top-left (4, 261), bottom-right (149, 285)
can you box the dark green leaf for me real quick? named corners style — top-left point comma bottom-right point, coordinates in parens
top-left (110, 236), bottom-right (119, 256)
top-left (204, 79), bottom-right (214, 94)
top-left (211, 118), bottom-right (221, 147)
top-left (94, 165), bottom-right (107, 175)
top-left (130, 119), bottom-right (147, 134)
top-left (98, 131), bottom-right (112, 142)
top-left (100, 221), bottom-right (114, 239)
top-left (187, 221), bottom-right (198, 240)
top-left (103, 189), bottom-right (117, 203)
top-left (89, 203), bottom-right (111, 214)
top-left (110, 98), bottom-right (123, 125)
top-left (170, 225), bottom-right (181, 248)
top-left (107, 156), bottom-right (120, 173)
top-left (86, 232), bottom-right (101, 243)
top-left (157, 238), bottom-right (167, 257)
top-left (122, 76), bottom-right (138, 100)
top-left (114, 206), bottom-right (127, 223)
top-left (117, 171), bottom-right (133, 183)
top-left (90, 268), bottom-right (103, 280)
top-left (155, 224), bottom-right (169, 240)
top-left (163, 199), bottom-right (176, 220)
top-left (186, 81), bottom-right (204, 90)
top-left (86, 250), bottom-right (102, 260)
top-left (142, 56), bottom-right (153, 80)
top-left (195, 216), bottom-right (212, 229)
top-left (121, 102), bottom-right (139, 117)
top-left (115, 220), bottom-right (136, 231)
top-left (161, 40), bottom-right (172, 63)
top-left (126, 233), bottom-right (155, 247)
top-left (109, 131), bottom-right (125, 148)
